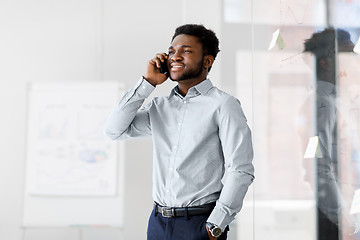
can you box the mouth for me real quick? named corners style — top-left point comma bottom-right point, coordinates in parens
top-left (170, 64), bottom-right (185, 71)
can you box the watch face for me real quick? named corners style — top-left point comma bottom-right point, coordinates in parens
top-left (212, 227), bottom-right (222, 237)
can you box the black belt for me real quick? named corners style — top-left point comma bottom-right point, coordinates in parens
top-left (154, 202), bottom-right (215, 218)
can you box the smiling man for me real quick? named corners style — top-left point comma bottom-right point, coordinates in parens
top-left (105, 24), bottom-right (254, 240)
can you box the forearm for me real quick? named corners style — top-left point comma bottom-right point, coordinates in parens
top-left (207, 170), bottom-right (254, 230)
top-left (104, 77), bottom-right (154, 140)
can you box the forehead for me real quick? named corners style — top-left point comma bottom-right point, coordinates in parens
top-left (170, 34), bottom-right (202, 49)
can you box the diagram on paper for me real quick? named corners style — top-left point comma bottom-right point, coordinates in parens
top-left (26, 83), bottom-right (120, 196)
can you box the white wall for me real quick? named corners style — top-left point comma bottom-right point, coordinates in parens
top-left (0, 0), bottom-right (222, 239)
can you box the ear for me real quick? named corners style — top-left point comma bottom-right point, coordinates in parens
top-left (203, 55), bottom-right (215, 69)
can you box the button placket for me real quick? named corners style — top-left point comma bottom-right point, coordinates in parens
top-left (166, 97), bottom-right (187, 204)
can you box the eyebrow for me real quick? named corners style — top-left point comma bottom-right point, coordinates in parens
top-left (168, 45), bottom-right (193, 50)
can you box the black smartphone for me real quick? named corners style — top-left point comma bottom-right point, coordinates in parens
top-left (159, 58), bottom-right (169, 75)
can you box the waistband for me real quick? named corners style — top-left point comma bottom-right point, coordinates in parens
top-left (154, 202), bottom-right (216, 218)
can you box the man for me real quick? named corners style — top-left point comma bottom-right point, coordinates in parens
top-left (105, 24), bottom-right (254, 240)
top-left (299, 28), bottom-right (357, 239)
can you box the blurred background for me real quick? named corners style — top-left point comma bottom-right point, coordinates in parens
top-left (1, 0), bottom-right (360, 239)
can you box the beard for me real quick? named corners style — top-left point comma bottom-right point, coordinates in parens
top-left (170, 56), bottom-right (204, 82)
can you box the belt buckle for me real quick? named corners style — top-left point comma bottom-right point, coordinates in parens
top-left (161, 207), bottom-right (174, 218)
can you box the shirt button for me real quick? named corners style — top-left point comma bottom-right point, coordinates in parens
top-left (166, 189), bottom-right (170, 193)
top-left (169, 168), bottom-right (173, 171)
top-left (173, 146), bottom-right (177, 149)
top-left (183, 100), bottom-right (187, 103)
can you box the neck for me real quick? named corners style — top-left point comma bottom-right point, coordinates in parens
top-left (317, 71), bottom-right (336, 85)
top-left (177, 77), bottom-right (207, 97)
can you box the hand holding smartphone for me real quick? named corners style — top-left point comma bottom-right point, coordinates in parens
top-left (144, 53), bottom-right (169, 86)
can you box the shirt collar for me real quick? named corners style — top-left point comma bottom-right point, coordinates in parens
top-left (193, 79), bottom-right (213, 95)
top-left (169, 79), bottom-right (213, 98)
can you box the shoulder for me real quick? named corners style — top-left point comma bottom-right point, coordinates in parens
top-left (209, 87), bottom-right (247, 121)
top-left (209, 87), bottom-right (242, 109)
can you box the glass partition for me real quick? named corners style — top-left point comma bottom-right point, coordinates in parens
top-left (222, 0), bottom-right (360, 239)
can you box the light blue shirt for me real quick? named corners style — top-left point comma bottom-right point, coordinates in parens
top-left (104, 77), bottom-right (254, 230)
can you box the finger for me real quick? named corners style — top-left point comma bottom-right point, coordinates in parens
top-left (156, 53), bottom-right (168, 62)
top-left (149, 59), bottom-right (157, 67)
top-left (156, 56), bottom-right (164, 65)
top-left (154, 58), bottom-right (161, 68)
top-left (150, 58), bottom-right (161, 68)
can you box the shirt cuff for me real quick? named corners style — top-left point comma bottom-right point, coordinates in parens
top-left (206, 205), bottom-right (234, 232)
top-left (136, 76), bottom-right (155, 98)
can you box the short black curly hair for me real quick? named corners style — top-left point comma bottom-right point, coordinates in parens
top-left (304, 28), bottom-right (354, 58)
top-left (172, 24), bottom-right (220, 60)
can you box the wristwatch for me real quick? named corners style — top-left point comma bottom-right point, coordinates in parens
top-left (206, 222), bottom-right (222, 238)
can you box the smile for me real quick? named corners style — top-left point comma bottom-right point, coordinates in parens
top-left (170, 64), bottom-right (185, 71)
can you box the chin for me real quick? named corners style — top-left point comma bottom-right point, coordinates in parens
top-left (169, 74), bottom-right (181, 82)
top-left (172, 79), bottom-right (188, 82)
top-left (169, 76), bottom-right (188, 82)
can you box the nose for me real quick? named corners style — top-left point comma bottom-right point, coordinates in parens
top-left (170, 51), bottom-right (183, 62)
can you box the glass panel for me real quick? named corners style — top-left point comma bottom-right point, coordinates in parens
top-left (330, 3), bottom-right (360, 240)
top-left (337, 52), bottom-right (360, 240)
top-left (222, 0), bottom-right (360, 239)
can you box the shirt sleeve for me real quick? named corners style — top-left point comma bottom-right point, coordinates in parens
top-left (104, 77), bottom-right (155, 140)
top-left (316, 95), bottom-right (336, 161)
top-left (206, 96), bottom-right (255, 231)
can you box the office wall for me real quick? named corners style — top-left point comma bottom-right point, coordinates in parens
top-left (0, 0), bottom-right (222, 239)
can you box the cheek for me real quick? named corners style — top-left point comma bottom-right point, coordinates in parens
top-left (192, 57), bottom-right (205, 68)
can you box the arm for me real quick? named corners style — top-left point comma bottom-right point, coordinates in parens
top-left (207, 96), bottom-right (255, 231)
top-left (104, 77), bottom-right (155, 140)
top-left (104, 53), bottom-right (169, 140)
